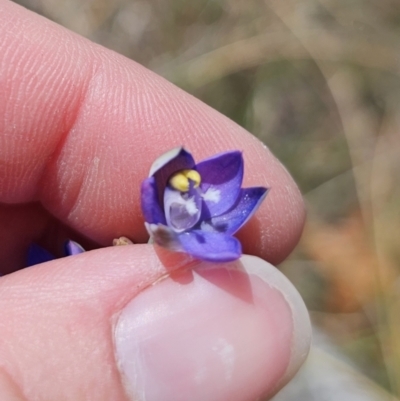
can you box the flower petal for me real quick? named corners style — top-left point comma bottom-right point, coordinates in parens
top-left (141, 177), bottom-right (167, 225)
top-left (179, 230), bottom-right (242, 262)
top-left (196, 151), bottom-right (243, 217)
top-left (145, 223), bottom-right (182, 251)
top-left (64, 240), bottom-right (85, 256)
top-left (148, 147), bottom-right (195, 177)
top-left (150, 147), bottom-right (196, 211)
top-left (26, 243), bottom-right (55, 266)
top-left (150, 146), bottom-right (195, 188)
top-left (206, 187), bottom-right (269, 235)
top-left (164, 184), bottom-right (202, 232)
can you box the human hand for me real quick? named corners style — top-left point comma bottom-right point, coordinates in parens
top-left (0, 1), bottom-right (311, 400)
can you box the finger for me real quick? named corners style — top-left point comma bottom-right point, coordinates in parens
top-left (0, 0), bottom-right (304, 264)
top-left (0, 246), bottom-right (311, 401)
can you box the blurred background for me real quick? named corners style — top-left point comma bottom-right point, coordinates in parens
top-left (12, 0), bottom-right (400, 399)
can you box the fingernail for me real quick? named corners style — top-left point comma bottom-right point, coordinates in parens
top-left (114, 256), bottom-right (311, 401)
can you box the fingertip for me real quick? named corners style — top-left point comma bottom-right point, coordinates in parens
top-left (115, 254), bottom-right (311, 401)
top-left (0, 244), bottom-right (310, 401)
top-left (0, 0), bottom-right (305, 263)
top-left (239, 255), bottom-right (312, 387)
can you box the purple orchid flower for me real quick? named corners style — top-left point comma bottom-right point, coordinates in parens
top-left (26, 240), bottom-right (85, 267)
top-left (141, 147), bottom-right (269, 262)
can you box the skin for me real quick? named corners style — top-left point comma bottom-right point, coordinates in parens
top-left (0, 1), bottom-right (308, 400)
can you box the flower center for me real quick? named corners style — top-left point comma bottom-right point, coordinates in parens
top-left (169, 169), bottom-right (201, 192)
top-left (165, 170), bottom-right (202, 232)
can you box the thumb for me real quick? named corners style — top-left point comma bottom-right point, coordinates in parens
top-left (0, 245), bottom-right (311, 401)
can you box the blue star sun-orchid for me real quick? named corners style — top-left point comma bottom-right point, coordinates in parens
top-left (26, 240), bottom-right (85, 266)
top-left (141, 147), bottom-right (269, 262)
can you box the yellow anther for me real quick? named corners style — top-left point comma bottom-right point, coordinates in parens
top-left (169, 173), bottom-right (190, 192)
top-left (184, 170), bottom-right (201, 187)
top-left (169, 169), bottom-right (201, 192)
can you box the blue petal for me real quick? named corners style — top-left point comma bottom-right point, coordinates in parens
top-left (64, 240), bottom-right (85, 256)
top-left (196, 151), bottom-right (243, 217)
top-left (141, 177), bottom-right (167, 224)
top-left (179, 230), bottom-right (242, 262)
top-left (206, 187), bottom-right (269, 235)
top-left (26, 243), bottom-right (55, 266)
